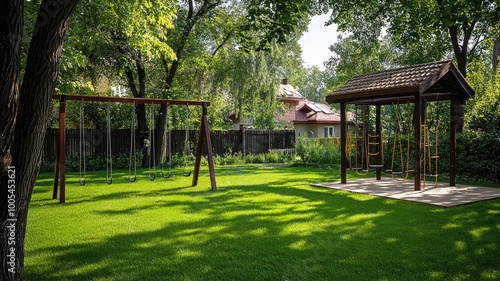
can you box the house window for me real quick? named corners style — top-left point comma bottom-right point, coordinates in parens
top-left (324, 126), bottom-right (334, 138)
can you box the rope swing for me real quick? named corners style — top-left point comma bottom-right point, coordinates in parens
top-left (148, 103), bottom-right (156, 181)
top-left (106, 101), bottom-right (113, 185)
top-left (183, 105), bottom-right (192, 177)
top-left (423, 101), bottom-right (440, 188)
top-left (79, 99), bottom-right (86, 186)
top-left (128, 102), bottom-right (137, 182)
top-left (354, 105), bottom-right (369, 176)
top-left (387, 103), bottom-right (411, 182)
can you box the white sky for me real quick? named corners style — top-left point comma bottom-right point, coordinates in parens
top-left (298, 13), bottom-right (339, 70)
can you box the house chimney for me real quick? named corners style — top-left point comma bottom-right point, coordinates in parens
top-left (281, 78), bottom-right (288, 85)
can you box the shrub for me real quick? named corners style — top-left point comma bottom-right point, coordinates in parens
top-left (440, 129), bottom-right (500, 183)
top-left (295, 137), bottom-right (341, 167)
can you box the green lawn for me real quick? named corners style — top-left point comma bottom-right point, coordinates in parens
top-left (26, 165), bottom-right (500, 281)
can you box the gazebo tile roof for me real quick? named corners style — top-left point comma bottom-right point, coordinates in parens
top-left (326, 60), bottom-right (474, 104)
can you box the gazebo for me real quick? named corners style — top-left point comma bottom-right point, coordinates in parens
top-left (326, 60), bottom-right (475, 190)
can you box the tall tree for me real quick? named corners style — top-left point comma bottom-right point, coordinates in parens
top-left (328, 0), bottom-right (500, 77)
top-left (0, 1), bottom-right (79, 280)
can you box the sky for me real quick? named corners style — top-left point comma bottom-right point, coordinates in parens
top-left (298, 13), bottom-right (339, 70)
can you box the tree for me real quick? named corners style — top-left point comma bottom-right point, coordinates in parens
top-left (1, 1), bottom-right (80, 280)
top-left (324, 33), bottom-right (399, 90)
top-left (328, 0), bottom-right (500, 77)
top-left (295, 66), bottom-right (328, 103)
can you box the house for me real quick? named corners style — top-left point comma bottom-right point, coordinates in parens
top-left (228, 79), bottom-right (352, 137)
top-left (277, 79), bottom-right (353, 139)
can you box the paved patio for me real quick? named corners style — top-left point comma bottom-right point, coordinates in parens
top-left (313, 178), bottom-right (500, 207)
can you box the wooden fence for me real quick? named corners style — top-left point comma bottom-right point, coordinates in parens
top-left (42, 128), bottom-right (295, 163)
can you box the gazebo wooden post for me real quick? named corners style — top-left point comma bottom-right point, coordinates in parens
top-left (414, 93), bottom-right (422, 191)
top-left (340, 102), bottom-right (347, 184)
top-left (375, 105), bottom-right (382, 180)
top-left (450, 97), bottom-right (458, 186)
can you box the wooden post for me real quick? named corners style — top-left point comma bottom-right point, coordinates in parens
top-left (192, 102), bottom-right (217, 191)
top-left (375, 105), bottom-right (382, 180)
top-left (450, 98), bottom-right (457, 186)
top-left (58, 95), bottom-right (67, 203)
top-left (340, 102), bottom-right (347, 184)
top-left (414, 93), bottom-right (422, 191)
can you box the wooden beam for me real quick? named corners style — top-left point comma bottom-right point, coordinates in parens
top-left (53, 94), bottom-right (210, 106)
top-left (340, 102), bottom-right (347, 184)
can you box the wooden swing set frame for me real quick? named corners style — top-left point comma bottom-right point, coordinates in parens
top-left (52, 94), bottom-right (217, 203)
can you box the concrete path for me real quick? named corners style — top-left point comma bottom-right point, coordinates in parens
top-left (313, 178), bottom-right (500, 207)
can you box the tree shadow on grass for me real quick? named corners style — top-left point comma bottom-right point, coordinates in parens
top-left (27, 166), bottom-right (500, 280)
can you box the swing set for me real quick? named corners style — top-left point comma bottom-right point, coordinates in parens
top-left (347, 102), bottom-right (440, 185)
top-left (52, 94), bottom-right (217, 203)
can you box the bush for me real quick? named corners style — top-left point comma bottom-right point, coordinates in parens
top-left (295, 137), bottom-right (341, 168)
top-left (440, 130), bottom-right (500, 183)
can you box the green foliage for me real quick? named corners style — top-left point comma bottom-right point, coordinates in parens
top-left (295, 137), bottom-right (341, 167)
top-left (465, 63), bottom-right (500, 132)
top-left (325, 34), bottom-right (398, 89)
top-left (328, 0), bottom-right (499, 77)
top-left (443, 62), bottom-right (500, 183)
top-left (296, 66), bottom-right (329, 103)
top-left (242, 0), bottom-right (327, 51)
top-left (211, 147), bottom-right (293, 166)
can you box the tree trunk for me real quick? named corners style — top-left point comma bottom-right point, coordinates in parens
top-left (0, 1), bottom-right (23, 279)
top-left (448, 26), bottom-right (468, 77)
top-left (125, 63), bottom-right (149, 167)
top-left (153, 0), bottom-right (221, 166)
top-left (0, 1), bottom-right (79, 280)
top-left (154, 104), bottom-right (168, 166)
top-left (0, 0), bottom-right (22, 174)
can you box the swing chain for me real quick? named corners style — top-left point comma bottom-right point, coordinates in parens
top-left (161, 105), bottom-right (172, 178)
top-left (128, 102), bottom-right (137, 182)
top-left (148, 103), bottom-right (156, 181)
top-left (183, 105), bottom-right (192, 177)
top-left (79, 99), bottom-right (86, 186)
top-left (106, 101), bottom-right (113, 184)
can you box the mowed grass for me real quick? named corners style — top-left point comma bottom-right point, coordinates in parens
top-left (26, 165), bottom-right (500, 281)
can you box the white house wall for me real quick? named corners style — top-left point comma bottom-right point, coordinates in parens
top-left (294, 123), bottom-right (342, 139)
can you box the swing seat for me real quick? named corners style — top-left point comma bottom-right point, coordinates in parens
top-left (431, 156), bottom-right (439, 159)
top-left (369, 164), bottom-right (384, 168)
top-left (424, 174), bottom-right (438, 177)
top-left (350, 167), bottom-right (364, 170)
top-left (385, 169), bottom-right (403, 175)
top-left (406, 170), bottom-right (415, 174)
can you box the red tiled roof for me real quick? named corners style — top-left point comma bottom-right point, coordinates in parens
top-left (293, 100), bottom-right (354, 124)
